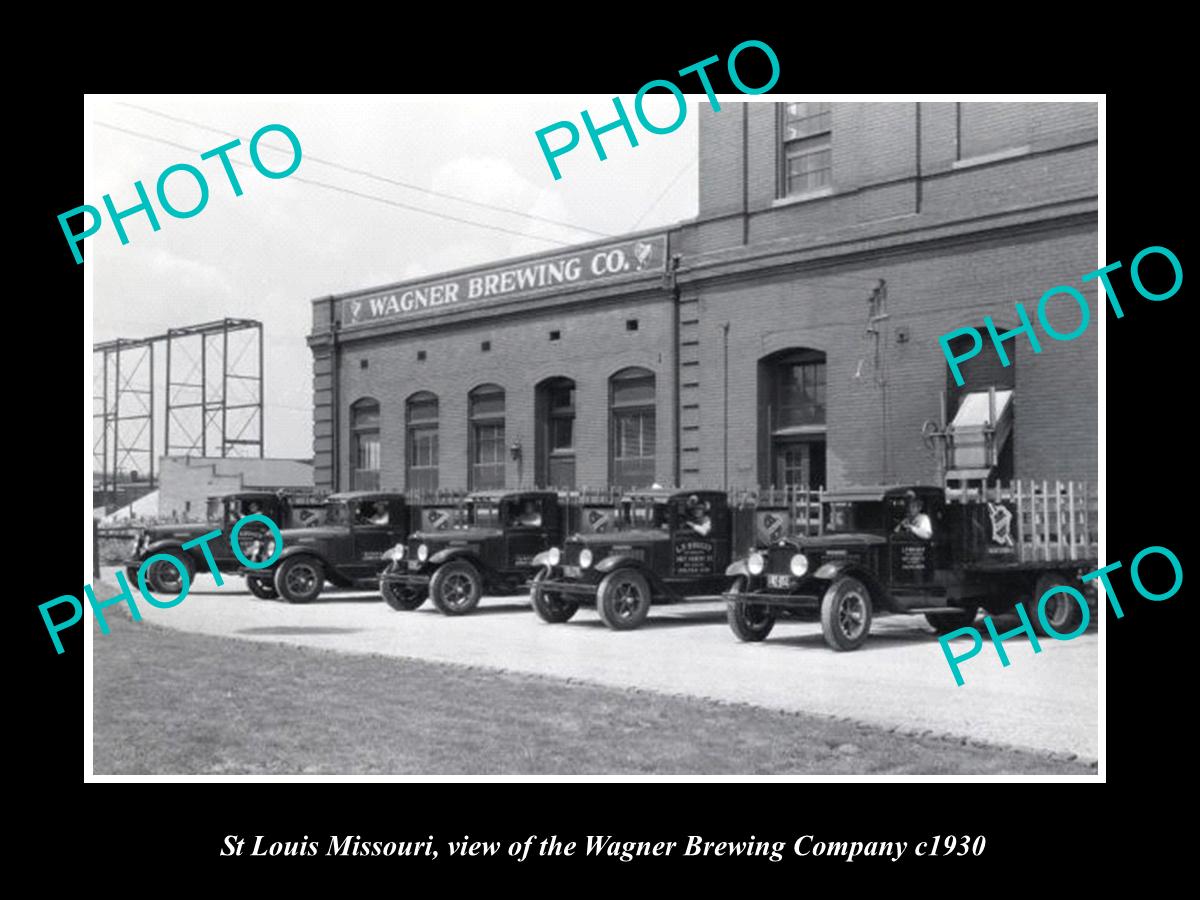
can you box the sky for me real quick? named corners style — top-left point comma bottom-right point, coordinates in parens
top-left (90, 95), bottom-right (700, 465)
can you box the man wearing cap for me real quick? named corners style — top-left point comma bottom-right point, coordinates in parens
top-left (895, 490), bottom-right (933, 540)
top-left (685, 494), bottom-right (713, 537)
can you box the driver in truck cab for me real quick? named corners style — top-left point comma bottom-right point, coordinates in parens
top-left (895, 490), bottom-right (933, 540)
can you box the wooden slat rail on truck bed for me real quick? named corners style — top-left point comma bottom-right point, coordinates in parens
top-left (946, 478), bottom-right (1098, 563)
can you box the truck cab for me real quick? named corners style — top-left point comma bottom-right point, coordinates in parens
top-left (240, 492), bottom-right (411, 603)
top-left (379, 490), bottom-right (564, 615)
top-left (125, 489), bottom-right (326, 597)
top-left (530, 489), bottom-right (732, 630)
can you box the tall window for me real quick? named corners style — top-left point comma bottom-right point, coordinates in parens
top-left (406, 392), bottom-right (439, 493)
top-left (759, 350), bottom-right (826, 489)
top-left (610, 368), bottom-right (656, 488)
top-left (469, 384), bottom-right (506, 490)
top-left (781, 102), bottom-right (832, 197)
top-left (536, 377), bottom-right (576, 489)
top-left (350, 398), bottom-right (380, 491)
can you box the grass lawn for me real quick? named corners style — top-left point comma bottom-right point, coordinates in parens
top-left (93, 620), bottom-right (1095, 775)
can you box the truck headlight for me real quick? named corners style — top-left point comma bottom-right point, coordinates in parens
top-left (789, 553), bottom-right (809, 577)
top-left (579, 548), bottom-right (593, 569)
top-left (748, 552), bottom-right (765, 576)
top-left (548, 547), bottom-right (561, 567)
top-left (417, 543), bottom-right (429, 562)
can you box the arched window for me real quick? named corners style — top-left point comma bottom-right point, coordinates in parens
top-left (469, 384), bottom-right (506, 490)
top-left (610, 368), bottom-right (656, 488)
top-left (350, 398), bottom-right (381, 491)
top-left (759, 349), bottom-right (826, 489)
top-left (406, 392), bottom-right (439, 492)
top-left (536, 377), bottom-right (576, 489)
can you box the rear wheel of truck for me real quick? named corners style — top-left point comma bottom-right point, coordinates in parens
top-left (597, 569), bottom-right (652, 631)
top-left (382, 580), bottom-right (428, 611)
top-left (274, 556), bottom-right (325, 604)
top-left (145, 551), bottom-right (195, 596)
top-left (246, 574), bottom-right (278, 600)
top-left (429, 561), bottom-right (483, 616)
top-left (1031, 570), bottom-right (1085, 637)
top-left (531, 569), bottom-right (578, 623)
top-left (820, 575), bottom-right (873, 651)
top-left (924, 606), bottom-right (978, 634)
top-left (726, 577), bottom-right (776, 642)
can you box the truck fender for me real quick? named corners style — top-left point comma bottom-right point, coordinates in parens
top-left (814, 561), bottom-right (891, 612)
top-left (273, 543), bottom-right (331, 570)
top-left (141, 539), bottom-right (192, 563)
top-left (531, 549), bottom-right (556, 568)
top-left (594, 555), bottom-right (646, 575)
top-left (725, 560), bottom-right (751, 578)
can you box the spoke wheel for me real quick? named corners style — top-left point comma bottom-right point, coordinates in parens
top-left (820, 575), bottom-right (873, 651)
top-left (531, 569), bottom-right (578, 623)
top-left (246, 575), bottom-right (278, 600)
top-left (382, 580), bottom-right (428, 611)
top-left (145, 552), bottom-right (195, 596)
top-left (1031, 571), bottom-right (1084, 637)
top-left (726, 576), bottom-right (776, 642)
top-left (274, 556), bottom-right (324, 604)
top-left (597, 569), bottom-right (652, 631)
top-left (429, 561), bottom-right (483, 616)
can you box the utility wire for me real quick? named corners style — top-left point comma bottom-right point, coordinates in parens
top-left (95, 122), bottom-right (574, 247)
top-left (630, 158), bottom-right (695, 230)
top-left (117, 101), bottom-right (613, 239)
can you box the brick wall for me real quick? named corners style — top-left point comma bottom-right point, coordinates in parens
top-left (320, 293), bottom-right (677, 492)
top-left (682, 222), bottom-right (1099, 489)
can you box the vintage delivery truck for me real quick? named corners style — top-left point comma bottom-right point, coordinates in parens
top-left (724, 480), bottom-right (1098, 651)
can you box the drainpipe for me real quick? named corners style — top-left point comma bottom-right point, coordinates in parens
top-left (669, 252), bottom-right (681, 489)
top-left (723, 321), bottom-right (730, 489)
top-left (328, 297), bottom-right (341, 493)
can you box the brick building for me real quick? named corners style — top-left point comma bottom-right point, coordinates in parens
top-left (309, 101), bottom-right (1098, 494)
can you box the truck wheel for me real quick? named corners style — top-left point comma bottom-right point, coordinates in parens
top-left (274, 556), bottom-right (324, 604)
top-left (1031, 571), bottom-right (1084, 636)
top-left (924, 606), bottom-right (978, 634)
top-left (246, 574), bottom-right (278, 600)
top-left (820, 575), bottom-right (873, 651)
top-left (597, 569), bottom-right (652, 630)
top-left (429, 561), bottom-right (483, 615)
top-left (145, 551), bottom-right (195, 596)
top-left (531, 569), bottom-right (578, 623)
top-left (726, 576), bottom-right (775, 642)
top-left (382, 580), bottom-right (427, 611)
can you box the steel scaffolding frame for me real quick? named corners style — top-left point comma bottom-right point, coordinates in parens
top-left (92, 318), bottom-right (264, 503)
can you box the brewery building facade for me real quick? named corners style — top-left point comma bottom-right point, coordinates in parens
top-left (308, 101), bottom-right (1098, 494)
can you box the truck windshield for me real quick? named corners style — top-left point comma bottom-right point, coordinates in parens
top-left (206, 498), bottom-right (223, 523)
top-left (622, 499), bottom-right (670, 531)
top-left (324, 502), bottom-right (349, 527)
top-left (470, 501), bottom-right (501, 528)
top-left (825, 501), bottom-right (885, 534)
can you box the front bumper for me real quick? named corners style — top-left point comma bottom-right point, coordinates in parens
top-left (380, 570), bottom-right (431, 589)
top-left (724, 575), bottom-right (823, 609)
top-left (536, 574), bottom-right (601, 599)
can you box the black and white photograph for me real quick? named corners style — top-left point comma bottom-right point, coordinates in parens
top-left (78, 90), bottom-right (1110, 779)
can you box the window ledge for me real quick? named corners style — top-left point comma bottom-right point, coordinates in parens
top-left (772, 186), bottom-right (835, 208)
top-left (952, 145), bottom-right (1032, 170)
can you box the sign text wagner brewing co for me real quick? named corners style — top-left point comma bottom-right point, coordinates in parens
top-left (341, 235), bottom-right (667, 328)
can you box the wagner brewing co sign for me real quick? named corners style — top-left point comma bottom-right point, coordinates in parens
top-left (341, 235), bottom-right (667, 328)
